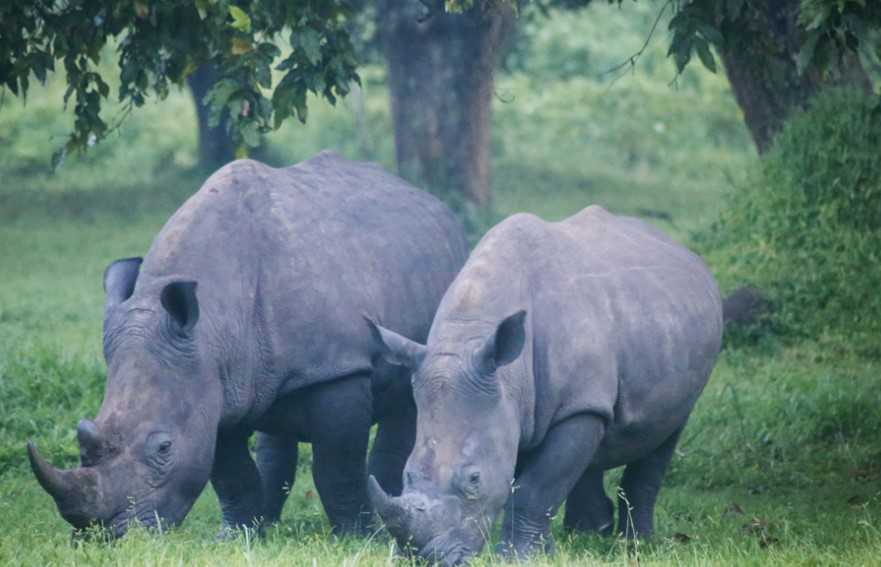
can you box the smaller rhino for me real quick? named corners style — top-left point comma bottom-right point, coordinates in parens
top-left (368, 205), bottom-right (723, 564)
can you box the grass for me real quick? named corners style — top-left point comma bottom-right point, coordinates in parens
top-left (2, 1), bottom-right (881, 565)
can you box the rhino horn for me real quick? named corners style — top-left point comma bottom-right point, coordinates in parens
top-left (76, 419), bottom-right (101, 455)
top-left (368, 475), bottom-right (413, 534)
top-left (27, 441), bottom-right (102, 528)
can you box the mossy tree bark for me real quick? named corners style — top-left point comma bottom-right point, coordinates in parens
top-left (378, 0), bottom-right (515, 207)
top-left (714, 0), bottom-right (871, 153)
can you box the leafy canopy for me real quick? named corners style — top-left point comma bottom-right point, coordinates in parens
top-left (666, 0), bottom-right (881, 78)
top-left (0, 0), bottom-right (359, 167)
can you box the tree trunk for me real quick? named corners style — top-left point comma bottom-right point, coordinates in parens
top-left (717, 0), bottom-right (871, 153)
top-left (186, 65), bottom-right (236, 168)
top-left (379, 0), bottom-right (514, 208)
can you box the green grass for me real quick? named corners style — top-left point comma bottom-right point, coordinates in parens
top-left (2, 1), bottom-right (881, 565)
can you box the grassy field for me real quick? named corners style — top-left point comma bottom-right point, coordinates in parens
top-left (3, 2), bottom-right (881, 565)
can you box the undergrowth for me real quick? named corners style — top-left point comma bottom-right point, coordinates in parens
top-left (697, 87), bottom-right (881, 355)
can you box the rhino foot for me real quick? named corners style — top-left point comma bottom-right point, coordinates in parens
top-left (496, 534), bottom-right (555, 562)
top-left (216, 520), bottom-right (263, 541)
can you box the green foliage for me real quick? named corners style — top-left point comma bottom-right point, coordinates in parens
top-left (667, 0), bottom-right (881, 79)
top-left (798, 0), bottom-right (881, 76)
top-left (699, 87), bottom-right (881, 351)
top-left (0, 1), bottom-right (359, 165)
top-left (667, 0), bottom-right (728, 73)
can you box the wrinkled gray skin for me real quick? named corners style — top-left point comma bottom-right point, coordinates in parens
top-left (368, 206), bottom-right (723, 565)
top-left (27, 152), bottom-right (468, 538)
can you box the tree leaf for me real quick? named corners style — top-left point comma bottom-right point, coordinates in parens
top-left (232, 36), bottom-right (253, 55)
top-left (695, 38), bottom-right (717, 73)
top-left (134, 2), bottom-right (150, 20)
top-left (698, 24), bottom-right (724, 46)
top-left (240, 120), bottom-right (261, 147)
top-left (204, 79), bottom-right (239, 127)
top-left (256, 64), bottom-right (272, 88)
top-left (801, 4), bottom-right (831, 31)
top-left (257, 42), bottom-right (281, 60)
top-left (668, 32), bottom-right (693, 73)
top-left (228, 6), bottom-right (251, 33)
top-left (194, 0), bottom-right (209, 19)
top-left (292, 28), bottom-right (322, 66)
top-left (97, 77), bottom-right (110, 98)
top-left (796, 32), bottom-right (820, 75)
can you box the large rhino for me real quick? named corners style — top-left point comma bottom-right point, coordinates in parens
top-left (27, 152), bottom-right (468, 538)
top-left (368, 205), bottom-right (723, 564)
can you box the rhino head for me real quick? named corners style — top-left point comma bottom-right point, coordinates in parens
top-left (28, 258), bottom-right (223, 537)
top-left (366, 311), bottom-right (526, 565)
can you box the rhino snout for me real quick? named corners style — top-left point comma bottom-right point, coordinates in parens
top-left (413, 532), bottom-right (477, 566)
top-left (369, 475), bottom-right (486, 564)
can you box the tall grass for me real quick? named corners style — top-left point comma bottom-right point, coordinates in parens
top-left (2, 1), bottom-right (881, 565)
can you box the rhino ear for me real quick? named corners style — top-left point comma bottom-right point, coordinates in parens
top-left (160, 281), bottom-right (199, 334)
top-left (104, 257), bottom-right (142, 312)
top-left (474, 309), bottom-right (527, 373)
top-left (364, 316), bottom-right (426, 370)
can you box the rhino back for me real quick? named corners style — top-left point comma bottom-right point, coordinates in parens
top-left (138, 153), bottom-right (467, 423)
top-left (435, 206), bottom-right (721, 464)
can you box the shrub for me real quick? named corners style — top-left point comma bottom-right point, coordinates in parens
top-left (700, 87), bottom-right (881, 352)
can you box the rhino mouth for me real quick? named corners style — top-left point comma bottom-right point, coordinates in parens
top-left (70, 503), bottom-right (167, 540)
top-left (73, 521), bottom-right (129, 542)
top-left (406, 533), bottom-right (474, 567)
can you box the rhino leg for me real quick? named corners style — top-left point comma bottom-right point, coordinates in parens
top-left (212, 430), bottom-right (264, 536)
top-left (367, 404), bottom-right (416, 497)
top-left (306, 374), bottom-right (374, 535)
top-left (498, 413), bottom-right (606, 561)
top-left (616, 426), bottom-right (684, 539)
top-left (563, 468), bottom-right (614, 535)
top-left (255, 432), bottom-right (298, 524)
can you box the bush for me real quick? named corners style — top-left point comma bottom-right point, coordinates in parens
top-left (700, 87), bottom-right (881, 352)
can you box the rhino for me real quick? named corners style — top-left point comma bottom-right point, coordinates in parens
top-left (27, 151), bottom-right (468, 538)
top-left (367, 205), bottom-right (723, 564)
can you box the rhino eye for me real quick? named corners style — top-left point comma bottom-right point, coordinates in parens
top-left (458, 467), bottom-right (481, 499)
top-left (147, 432), bottom-right (174, 464)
